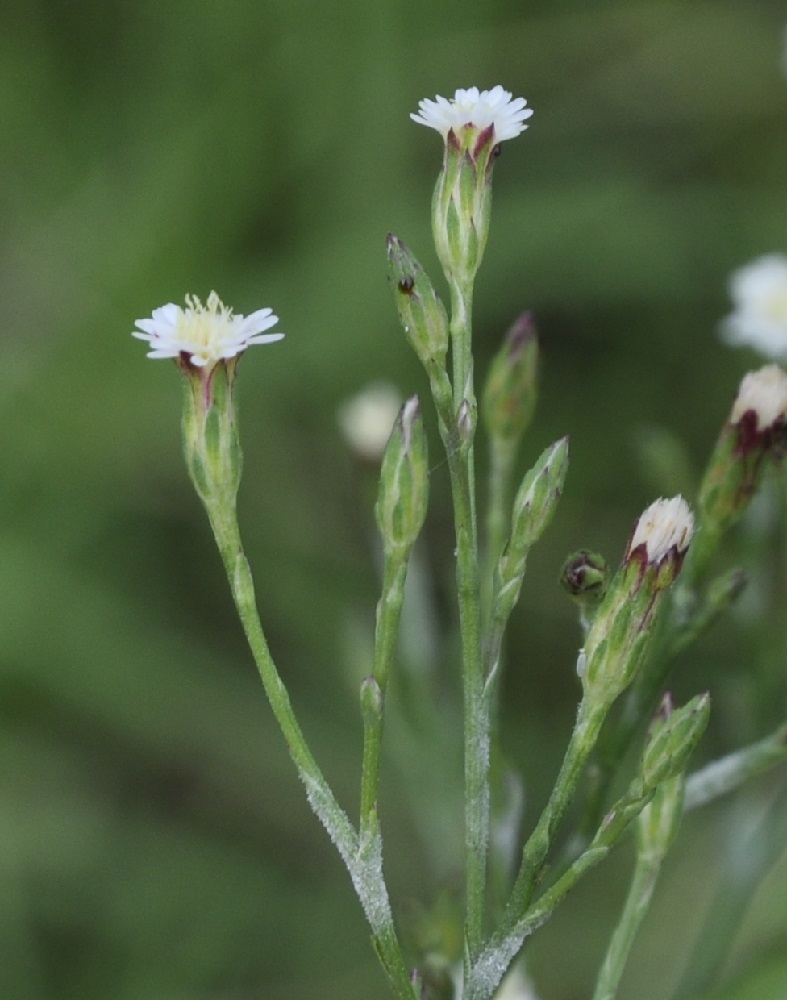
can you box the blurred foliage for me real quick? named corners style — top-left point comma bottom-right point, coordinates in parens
top-left (1, 0), bottom-right (787, 997)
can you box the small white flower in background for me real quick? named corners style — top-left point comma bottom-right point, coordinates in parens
top-left (731, 364), bottom-right (787, 431)
top-left (629, 496), bottom-right (694, 565)
top-left (338, 382), bottom-right (403, 461)
top-left (719, 254), bottom-right (787, 360)
top-left (133, 291), bottom-right (283, 367)
top-left (410, 86), bottom-right (533, 142)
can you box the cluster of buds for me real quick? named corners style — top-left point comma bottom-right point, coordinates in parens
top-left (581, 497), bottom-right (694, 711)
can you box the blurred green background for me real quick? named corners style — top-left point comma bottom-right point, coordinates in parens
top-left (2, 1), bottom-right (787, 998)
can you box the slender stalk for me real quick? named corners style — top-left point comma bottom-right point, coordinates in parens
top-left (504, 699), bottom-right (605, 920)
top-left (483, 436), bottom-right (516, 626)
top-left (592, 855), bottom-right (661, 1000)
top-left (444, 274), bottom-right (489, 959)
top-left (206, 504), bottom-right (415, 1000)
top-left (360, 555), bottom-right (409, 832)
top-left (684, 720), bottom-right (787, 811)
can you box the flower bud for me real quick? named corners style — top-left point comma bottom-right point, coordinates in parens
top-left (640, 692), bottom-right (710, 792)
top-left (560, 549), bottom-right (609, 629)
top-left (375, 396), bottom-right (429, 557)
top-left (582, 497), bottom-right (694, 708)
top-left (694, 365), bottom-right (787, 579)
top-left (482, 312), bottom-right (539, 448)
top-left (387, 234), bottom-right (449, 369)
top-left (495, 437), bottom-right (569, 617)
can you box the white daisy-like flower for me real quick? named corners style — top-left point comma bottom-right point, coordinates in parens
top-left (337, 382), bottom-right (403, 461)
top-left (410, 86), bottom-right (533, 142)
top-left (629, 496), bottom-right (694, 564)
top-left (133, 291), bottom-right (283, 367)
top-left (730, 363), bottom-right (787, 431)
top-left (719, 254), bottom-right (787, 360)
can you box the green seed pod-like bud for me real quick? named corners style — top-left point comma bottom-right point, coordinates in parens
top-left (495, 437), bottom-right (569, 617)
top-left (387, 234), bottom-right (449, 369)
top-left (482, 312), bottom-right (539, 448)
top-left (640, 691), bottom-right (710, 793)
top-left (375, 396), bottom-right (429, 557)
top-left (582, 497), bottom-right (694, 710)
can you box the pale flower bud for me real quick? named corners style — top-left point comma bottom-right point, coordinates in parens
top-left (582, 496), bottom-right (694, 709)
top-left (482, 312), bottom-right (539, 448)
top-left (693, 365), bottom-right (787, 580)
top-left (375, 396), bottom-right (429, 557)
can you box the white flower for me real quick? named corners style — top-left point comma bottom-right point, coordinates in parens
top-left (719, 254), bottom-right (787, 360)
top-left (730, 363), bottom-right (787, 431)
top-left (133, 291), bottom-right (283, 367)
top-left (629, 496), bottom-right (694, 564)
top-left (410, 86), bottom-right (533, 142)
top-left (338, 382), bottom-right (403, 461)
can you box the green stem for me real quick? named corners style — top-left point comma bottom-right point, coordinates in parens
top-left (504, 699), bottom-right (605, 920)
top-left (684, 720), bottom-right (787, 811)
top-left (444, 275), bottom-right (488, 959)
top-left (483, 436), bottom-right (517, 628)
top-left (465, 843), bottom-right (608, 1000)
top-left (467, 782), bottom-right (654, 1000)
top-left (205, 503), bottom-right (415, 1000)
top-left (360, 555), bottom-right (409, 832)
top-left (592, 854), bottom-right (661, 1000)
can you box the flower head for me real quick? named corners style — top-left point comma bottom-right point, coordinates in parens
top-left (628, 496), bottom-right (694, 566)
top-left (730, 363), bottom-right (787, 432)
top-left (133, 291), bottom-right (283, 368)
top-left (410, 86), bottom-right (533, 143)
top-left (719, 254), bottom-right (787, 359)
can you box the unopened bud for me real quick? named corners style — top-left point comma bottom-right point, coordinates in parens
top-left (692, 365), bottom-right (787, 579)
top-left (387, 234), bottom-right (449, 369)
top-left (641, 692), bottom-right (710, 792)
top-left (560, 549), bottom-right (609, 628)
top-left (375, 396), bottom-right (429, 557)
top-left (482, 312), bottom-right (539, 447)
top-left (495, 437), bottom-right (569, 616)
top-left (582, 497), bottom-right (694, 708)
